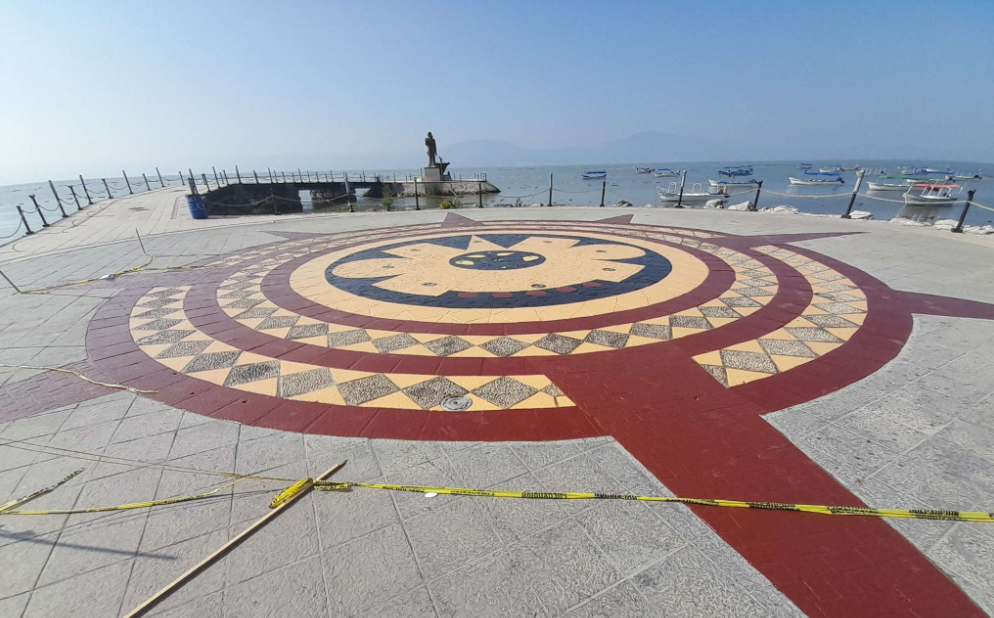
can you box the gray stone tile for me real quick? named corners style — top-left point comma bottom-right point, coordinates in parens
top-left (182, 351), bottom-right (240, 374)
top-left (700, 305), bottom-right (741, 319)
top-left (339, 374), bottom-right (399, 406)
top-left (632, 544), bottom-right (789, 616)
top-left (424, 335), bottom-right (472, 357)
top-left (135, 329), bottom-right (196, 346)
top-left (121, 529), bottom-right (229, 615)
top-left (224, 360), bottom-right (281, 387)
top-left (446, 444), bottom-right (527, 489)
top-left (534, 453), bottom-right (623, 515)
top-left (287, 322), bottom-right (329, 340)
top-left (511, 440), bottom-right (582, 471)
top-left (111, 409), bottom-right (183, 444)
top-left (155, 339), bottom-right (211, 359)
top-left (1, 408), bottom-right (72, 441)
top-left (669, 315), bottom-right (712, 330)
top-left (306, 439), bottom-right (381, 483)
top-left (431, 548), bottom-right (549, 618)
top-left (834, 408), bottom-right (929, 453)
top-left (357, 585), bottom-right (437, 618)
top-left (585, 330), bottom-right (629, 348)
top-left (314, 475), bottom-right (400, 549)
top-left (23, 558), bottom-right (133, 618)
top-left (568, 580), bottom-right (657, 618)
top-left (0, 593), bottom-right (29, 618)
top-left (720, 349), bottom-right (778, 374)
top-left (168, 420), bottom-right (239, 460)
top-left (764, 409), bottom-right (828, 440)
top-left (153, 591), bottom-right (222, 618)
top-left (480, 336), bottom-right (530, 357)
top-left (514, 519), bottom-right (617, 615)
top-left (232, 306), bottom-right (278, 319)
top-left (37, 512), bottom-right (147, 586)
top-left (258, 315), bottom-right (299, 330)
top-left (403, 377), bottom-right (468, 410)
top-left (535, 334), bottom-right (582, 355)
top-left (227, 493), bottom-right (320, 585)
top-left (586, 443), bottom-right (661, 495)
top-left (577, 501), bottom-right (686, 575)
top-left (927, 525), bottom-right (994, 615)
top-left (372, 440), bottom-right (445, 476)
top-left (800, 424), bottom-right (898, 480)
top-left (0, 532), bottom-right (61, 598)
top-left (278, 367), bottom-right (334, 398)
top-left (386, 456), bottom-right (465, 521)
top-left (473, 377), bottom-right (537, 408)
top-left (48, 420), bottom-right (119, 454)
top-left (758, 338), bottom-right (817, 358)
top-left (139, 496), bottom-right (232, 552)
top-left (322, 523), bottom-right (423, 616)
top-left (784, 327), bottom-right (843, 343)
top-left (373, 333), bottom-right (420, 353)
top-left (225, 555), bottom-right (329, 618)
top-left (234, 431), bottom-right (304, 475)
top-left (873, 440), bottom-right (994, 510)
top-left (852, 477), bottom-right (954, 553)
top-left (327, 329), bottom-right (372, 348)
top-left (406, 498), bottom-right (501, 580)
top-left (630, 323), bottom-right (671, 340)
top-left (155, 446), bottom-right (236, 501)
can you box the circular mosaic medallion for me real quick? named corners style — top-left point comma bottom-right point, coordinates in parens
top-left (322, 233), bottom-right (674, 310)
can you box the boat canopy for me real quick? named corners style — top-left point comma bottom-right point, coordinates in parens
top-left (804, 171), bottom-right (842, 176)
top-left (912, 183), bottom-right (960, 189)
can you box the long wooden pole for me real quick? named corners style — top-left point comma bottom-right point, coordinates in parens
top-left (123, 460), bottom-right (347, 618)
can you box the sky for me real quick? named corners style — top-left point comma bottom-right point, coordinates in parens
top-left (1, 0), bottom-right (993, 183)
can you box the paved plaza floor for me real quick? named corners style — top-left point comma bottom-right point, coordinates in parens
top-left (1, 192), bottom-right (994, 617)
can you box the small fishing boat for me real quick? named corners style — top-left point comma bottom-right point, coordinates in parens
top-left (708, 179), bottom-right (759, 189)
top-left (798, 163), bottom-right (812, 170)
top-left (718, 166), bottom-right (753, 177)
top-left (950, 173), bottom-right (982, 181)
top-left (652, 168), bottom-right (680, 177)
top-left (867, 175), bottom-right (912, 191)
top-left (789, 173), bottom-right (844, 186)
top-left (658, 182), bottom-right (726, 206)
top-left (581, 170), bottom-right (607, 180)
top-left (635, 167), bottom-right (653, 174)
top-left (903, 183), bottom-right (961, 206)
top-left (903, 176), bottom-right (931, 184)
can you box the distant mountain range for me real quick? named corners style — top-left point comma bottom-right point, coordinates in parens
top-left (442, 131), bottom-right (731, 167)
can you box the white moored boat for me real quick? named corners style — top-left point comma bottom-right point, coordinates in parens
top-left (652, 168), bottom-right (680, 177)
top-left (635, 167), bottom-right (653, 174)
top-left (789, 173), bottom-right (844, 186)
top-left (581, 170), bottom-right (607, 180)
top-left (903, 183), bottom-right (961, 206)
top-left (658, 182), bottom-right (726, 206)
top-left (708, 179), bottom-right (759, 189)
top-left (867, 175), bottom-right (911, 191)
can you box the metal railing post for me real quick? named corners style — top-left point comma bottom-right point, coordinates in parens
top-left (842, 170), bottom-right (865, 219)
top-left (29, 195), bottom-right (49, 227)
top-left (236, 166), bottom-right (242, 183)
top-left (156, 167), bottom-right (165, 187)
top-left (123, 170), bottom-right (134, 194)
top-left (49, 181), bottom-right (67, 217)
top-left (79, 175), bottom-right (93, 204)
top-left (69, 185), bottom-right (81, 210)
top-left (17, 206), bottom-right (34, 234)
top-left (103, 179), bottom-right (113, 199)
top-left (414, 179), bottom-right (419, 211)
top-left (142, 173), bottom-right (151, 191)
top-left (548, 173), bottom-right (553, 206)
top-left (478, 181), bottom-right (483, 208)
top-left (952, 190), bottom-right (977, 234)
top-left (600, 180), bottom-right (606, 207)
top-left (253, 170), bottom-right (259, 184)
top-left (213, 166), bottom-right (220, 186)
top-left (751, 180), bottom-right (763, 212)
top-left (202, 174), bottom-right (210, 191)
top-left (179, 171), bottom-right (185, 184)
top-left (268, 168), bottom-right (274, 183)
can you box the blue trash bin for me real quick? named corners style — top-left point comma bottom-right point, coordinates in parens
top-left (186, 195), bottom-right (208, 219)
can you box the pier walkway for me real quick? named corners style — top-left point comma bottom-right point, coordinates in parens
top-left (1, 190), bottom-right (994, 617)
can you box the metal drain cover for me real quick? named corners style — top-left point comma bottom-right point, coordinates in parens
top-left (441, 395), bottom-right (472, 411)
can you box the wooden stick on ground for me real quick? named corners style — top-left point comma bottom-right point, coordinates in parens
top-left (123, 460), bottom-right (348, 618)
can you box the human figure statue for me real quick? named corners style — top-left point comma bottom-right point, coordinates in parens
top-left (425, 132), bottom-right (437, 167)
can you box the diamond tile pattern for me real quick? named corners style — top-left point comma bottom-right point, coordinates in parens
top-left (131, 287), bottom-right (566, 411)
top-left (694, 247), bottom-right (866, 388)
top-left (215, 241), bottom-right (774, 358)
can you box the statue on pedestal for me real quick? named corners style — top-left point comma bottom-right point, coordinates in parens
top-left (425, 132), bottom-right (437, 167)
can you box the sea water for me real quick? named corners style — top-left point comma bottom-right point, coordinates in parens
top-left (1, 161), bottom-right (990, 242)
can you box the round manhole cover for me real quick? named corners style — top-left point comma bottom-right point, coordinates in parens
top-left (441, 396), bottom-right (472, 411)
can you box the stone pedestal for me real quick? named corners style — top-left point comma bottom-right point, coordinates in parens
top-left (422, 166), bottom-right (444, 183)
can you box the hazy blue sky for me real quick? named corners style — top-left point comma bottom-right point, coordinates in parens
top-left (2, 0), bottom-right (992, 183)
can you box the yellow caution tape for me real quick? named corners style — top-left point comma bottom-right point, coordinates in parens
top-left (0, 479), bottom-right (244, 516)
top-left (0, 469), bottom-right (83, 513)
top-left (20, 261), bottom-right (219, 294)
top-left (0, 363), bottom-right (156, 394)
top-left (269, 477), bottom-right (313, 508)
top-left (314, 481), bottom-right (994, 523)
